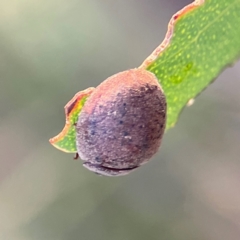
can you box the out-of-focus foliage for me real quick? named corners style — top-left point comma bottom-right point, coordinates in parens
top-left (0, 0), bottom-right (240, 240)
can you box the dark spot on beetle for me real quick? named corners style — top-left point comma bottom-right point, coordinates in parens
top-left (143, 144), bottom-right (149, 149)
top-left (95, 156), bottom-right (101, 162)
top-left (123, 103), bottom-right (127, 107)
top-left (151, 85), bottom-right (158, 90)
top-left (119, 120), bottom-right (123, 124)
top-left (123, 131), bottom-right (129, 136)
top-left (90, 120), bottom-right (97, 127)
top-left (149, 87), bottom-right (156, 93)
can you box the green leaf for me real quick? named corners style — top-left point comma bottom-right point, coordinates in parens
top-left (50, 0), bottom-right (240, 154)
top-left (140, 0), bottom-right (240, 129)
top-left (49, 88), bottom-right (95, 153)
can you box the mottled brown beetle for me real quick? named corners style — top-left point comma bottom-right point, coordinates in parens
top-left (75, 69), bottom-right (166, 176)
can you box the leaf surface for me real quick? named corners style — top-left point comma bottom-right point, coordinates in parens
top-left (50, 0), bottom-right (240, 153)
top-left (141, 0), bottom-right (240, 129)
top-left (49, 88), bottom-right (95, 153)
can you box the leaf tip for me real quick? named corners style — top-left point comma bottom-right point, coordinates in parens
top-left (49, 87), bottom-right (95, 153)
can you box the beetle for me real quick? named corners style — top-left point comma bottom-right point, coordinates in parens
top-left (75, 69), bottom-right (166, 176)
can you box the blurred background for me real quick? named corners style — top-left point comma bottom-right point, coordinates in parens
top-left (0, 0), bottom-right (240, 239)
